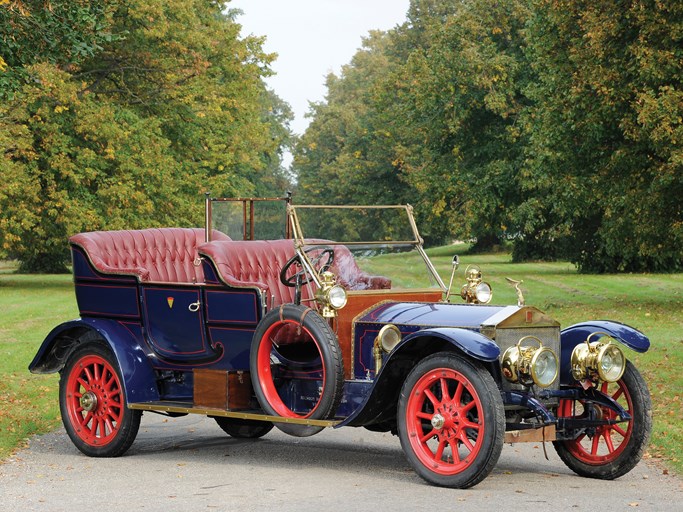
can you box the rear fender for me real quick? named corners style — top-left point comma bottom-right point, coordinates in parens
top-left (559, 321), bottom-right (650, 384)
top-left (29, 318), bottom-right (159, 403)
top-left (337, 328), bottom-right (500, 428)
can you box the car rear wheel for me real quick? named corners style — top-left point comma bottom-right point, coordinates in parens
top-left (553, 361), bottom-right (652, 479)
top-left (397, 352), bottom-right (504, 488)
top-left (250, 304), bottom-right (343, 437)
top-left (59, 342), bottom-right (141, 457)
top-left (213, 417), bottom-right (273, 439)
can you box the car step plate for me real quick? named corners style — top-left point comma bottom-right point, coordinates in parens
top-left (128, 401), bottom-right (339, 427)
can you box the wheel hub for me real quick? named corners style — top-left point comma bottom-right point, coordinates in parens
top-left (431, 413), bottom-right (445, 430)
top-left (80, 391), bottom-right (98, 412)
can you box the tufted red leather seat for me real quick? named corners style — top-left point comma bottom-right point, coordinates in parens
top-left (330, 246), bottom-right (391, 291)
top-left (199, 239), bottom-right (300, 306)
top-left (70, 228), bottom-right (231, 283)
top-left (198, 239), bottom-right (391, 307)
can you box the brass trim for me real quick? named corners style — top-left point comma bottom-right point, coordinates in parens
top-left (416, 244), bottom-right (447, 292)
top-left (377, 324), bottom-right (402, 352)
top-left (128, 402), bottom-right (339, 427)
top-left (489, 306), bottom-right (561, 329)
top-left (291, 204), bottom-right (409, 210)
top-left (210, 196), bottom-right (293, 202)
top-left (205, 192), bottom-right (212, 243)
top-left (287, 204), bottom-right (445, 290)
top-left (347, 288), bottom-right (441, 297)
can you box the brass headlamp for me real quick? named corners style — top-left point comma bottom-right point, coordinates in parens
top-left (373, 324), bottom-right (402, 373)
top-left (571, 332), bottom-right (626, 383)
top-left (502, 336), bottom-right (559, 388)
top-left (460, 265), bottom-right (492, 304)
top-left (315, 271), bottom-right (347, 318)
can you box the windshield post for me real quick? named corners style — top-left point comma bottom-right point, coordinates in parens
top-left (205, 192), bottom-right (212, 243)
top-left (287, 204), bottom-right (322, 288)
top-left (404, 204), bottom-right (447, 293)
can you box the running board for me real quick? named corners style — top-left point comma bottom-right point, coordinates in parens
top-left (128, 401), bottom-right (339, 428)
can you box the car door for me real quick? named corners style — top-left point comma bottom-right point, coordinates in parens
top-left (141, 284), bottom-right (213, 362)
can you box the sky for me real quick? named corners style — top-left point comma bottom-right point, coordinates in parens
top-left (228, 0), bottom-right (411, 136)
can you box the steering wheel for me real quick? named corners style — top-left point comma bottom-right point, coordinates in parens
top-left (280, 246), bottom-right (335, 287)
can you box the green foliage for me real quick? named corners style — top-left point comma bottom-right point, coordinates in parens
top-left (1, 64), bottom-right (185, 272)
top-left (0, 0), bottom-right (292, 272)
top-left (295, 31), bottom-right (403, 205)
top-left (295, 0), bottom-right (682, 272)
top-left (294, 0), bottom-right (532, 247)
top-left (0, 0), bottom-right (121, 100)
top-left (512, 0), bottom-right (683, 271)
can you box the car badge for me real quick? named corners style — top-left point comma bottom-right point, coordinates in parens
top-left (167, 297), bottom-right (174, 309)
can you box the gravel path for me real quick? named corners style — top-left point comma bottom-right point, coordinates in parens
top-left (1, 413), bottom-right (681, 512)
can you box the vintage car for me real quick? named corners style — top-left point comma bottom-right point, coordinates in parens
top-left (29, 195), bottom-right (652, 488)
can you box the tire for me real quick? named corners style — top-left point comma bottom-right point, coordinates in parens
top-left (397, 352), bottom-right (505, 488)
top-left (59, 342), bottom-right (141, 457)
top-left (213, 417), bottom-right (273, 439)
top-left (250, 304), bottom-right (344, 437)
top-left (553, 361), bottom-right (652, 479)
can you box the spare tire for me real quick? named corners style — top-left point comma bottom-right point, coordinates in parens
top-left (250, 304), bottom-right (344, 437)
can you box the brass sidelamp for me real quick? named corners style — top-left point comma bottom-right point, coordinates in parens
top-left (315, 271), bottom-right (348, 318)
top-left (460, 265), bottom-right (493, 304)
top-left (571, 332), bottom-right (626, 383)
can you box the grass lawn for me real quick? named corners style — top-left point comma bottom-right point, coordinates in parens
top-left (0, 261), bottom-right (78, 458)
top-left (1, 252), bottom-right (681, 475)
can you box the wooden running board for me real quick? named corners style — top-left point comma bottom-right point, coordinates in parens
top-left (128, 401), bottom-right (339, 428)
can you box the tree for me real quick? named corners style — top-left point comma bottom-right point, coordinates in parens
top-left (294, 31), bottom-right (408, 208)
top-left (389, 0), bottom-right (532, 248)
top-left (1, 1), bottom-right (292, 272)
top-left (518, 0), bottom-right (683, 271)
top-left (0, 64), bottom-right (186, 272)
top-left (0, 0), bottom-right (121, 100)
top-left (294, 0), bottom-right (532, 248)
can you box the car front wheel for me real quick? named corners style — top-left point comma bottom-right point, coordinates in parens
top-left (59, 342), bottom-right (141, 457)
top-left (553, 361), bottom-right (652, 479)
top-left (397, 352), bottom-right (505, 488)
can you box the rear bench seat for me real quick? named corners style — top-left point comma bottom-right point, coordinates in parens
top-left (198, 239), bottom-right (390, 307)
top-left (70, 228), bottom-right (231, 283)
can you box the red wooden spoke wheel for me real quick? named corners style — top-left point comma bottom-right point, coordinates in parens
top-left (554, 361), bottom-right (652, 479)
top-left (398, 353), bottom-right (504, 489)
top-left (59, 342), bottom-right (141, 457)
top-left (406, 368), bottom-right (485, 474)
top-left (558, 380), bottom-right (633, 463)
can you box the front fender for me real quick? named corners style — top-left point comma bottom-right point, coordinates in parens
top-left (29, 318), bottom-right (159, 404)
top-left (337, 327), bottom-right (500, 428)
top-left (401, 328), bottom-right (500, 362)
top-left (559, 320), bottom-right (650, 384)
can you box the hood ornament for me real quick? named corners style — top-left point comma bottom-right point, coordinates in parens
top-left (505, 277), bottom-right (525, 307)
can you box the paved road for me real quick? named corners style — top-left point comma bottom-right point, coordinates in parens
top-left (1, 413), bottom-right (681, 512)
